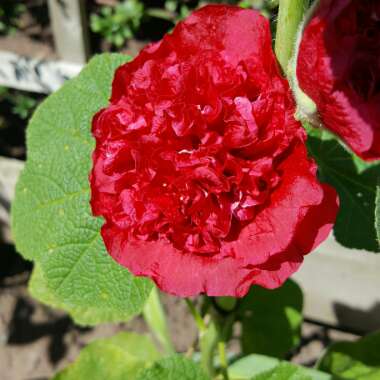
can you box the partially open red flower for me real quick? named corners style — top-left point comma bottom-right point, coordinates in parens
top-left (297, 0), bottom-right (380, 161)
top-left (90, 5), bottom-right (338, 297)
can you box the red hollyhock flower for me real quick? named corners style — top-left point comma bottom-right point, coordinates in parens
top-left (297, 0), bottom-right (380, 161)
top-left (90, 5), bottom-right (338, 297)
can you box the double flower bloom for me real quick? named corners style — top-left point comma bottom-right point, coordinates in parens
top-left (90, 1), bottom-right (379, 297)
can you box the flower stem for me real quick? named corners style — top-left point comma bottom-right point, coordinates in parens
top-left (185, 298), bottom-right (206, 332)
top-left (143, 286), bottom-right (175, 355)
top-left (186, 298), bottom-right (217, 378)
top-left (274, 0), bottom-right (309, 73)
top-left (199, 320), bottom-right (218, 378)
top-left (218, 341), bottom-right (229, 380)
top-left (185, 298), bottom-right (236, 379)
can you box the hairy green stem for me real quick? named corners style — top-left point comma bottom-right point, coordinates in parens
top-left (200, 320), bottom-right (218, 378)
top-left (218, 341), bottom-right (229, 380)
top-left (275, 0), bottom-right (309, 73)
top-left (185, 298), bottom-right (237, 379)
top-left (143, 287), bottom-right (175, 355)
top-left (185, 298), bottom-right (216, 377)
top-left (185, 298), bottom-right (207, 332)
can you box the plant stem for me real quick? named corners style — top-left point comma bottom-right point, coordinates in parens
top-left (185, 298), bottom-right (217, 378)
top-left (143, 287), bottom-right (175, 355)
top-left (199, 320), bottom-right (218, 378)
top-left (185, 298), bottom-right (206, 332)
top-left (218, 341), bottom-right (229, 380)
top-left (274, 0), bottom-right (309, 73)
top-left (185, 298), bottom-right (236, 379)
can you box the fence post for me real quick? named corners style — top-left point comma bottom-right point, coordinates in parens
top-left (48, 0), bottom-right (90, 64)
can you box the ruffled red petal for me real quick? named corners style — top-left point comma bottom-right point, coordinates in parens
top-left (90, 5), bottom-right (338, 297)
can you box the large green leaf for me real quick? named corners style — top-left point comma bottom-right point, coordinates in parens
top-left (317, 331), bottom-right (380, 379)
top-left (229, 354), bottom-right (331, 380)
top-left (307, 135), bottom-right (380, 252)
top-left (238, 280), bottom-right (303, 358)
top-left (53, 332), bottom-right (161, 380)
top-left (12, 54), bottom-right (152, 325)
top-left (29, 264), bottom-right (142, 326)
top-left (136, 355), bottom-right (210, 380)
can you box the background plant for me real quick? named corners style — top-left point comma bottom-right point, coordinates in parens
top-left (0, 87), bottom-right (38, 120)
top-left (0, 88), bottom-right (40, 159)
top-left (90, 0), bottom-right (145, 48)
top-left (90, 0), bottom-right (279, 49)
top-left (0, 0), bottom-right (26, 36)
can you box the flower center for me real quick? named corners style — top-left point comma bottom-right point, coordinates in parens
top-left (95, 52), bottom-right (295, 256)
top-left (107, 103), bottom-right (281, 255)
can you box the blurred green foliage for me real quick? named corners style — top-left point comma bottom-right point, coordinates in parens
top-left (0, 1), bottom-right (26, 35)
top-left (0, 87), bottom-right (38, 120)
top-left (90, 0), bottom-right (145, 48)
top-left (90, 0), bottom-right (278, 48)
top-left (146, 0), bottom-right (191, 24)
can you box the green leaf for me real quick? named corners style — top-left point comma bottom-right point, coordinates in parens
top-left (307, 136), bottom-right (380, 252)
top-left (251, 363), bottom-right (314, 380)
top-left (229, 354), bottom-right (280, 379)
top-left (53, 332), bottom-right (161, 380)
top-left (136, 355), bottom-right (210, 380)
top-left (317, 331), bottom-right (380, 380)
top-left (229, 355), bottom-right (332, 380)
top-left (29, 264), bottom-right (140, 326)
top-left (238, 280), bottom-right (303, 358)
top-left (12, 53), bottom-right (152, 325)
top-left (376, 186), bottom-right (380, 247)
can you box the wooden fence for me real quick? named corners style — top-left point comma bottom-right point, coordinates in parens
top-left (0, 0), bottom-right (88, 93)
